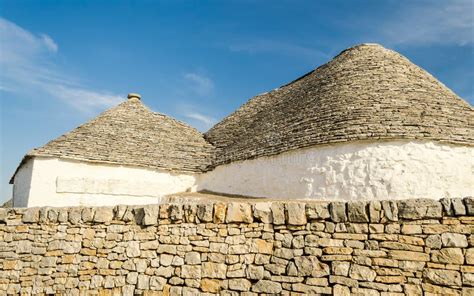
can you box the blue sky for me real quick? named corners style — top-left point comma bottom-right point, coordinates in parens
top-left (0, 0), bottom-right (473, 203)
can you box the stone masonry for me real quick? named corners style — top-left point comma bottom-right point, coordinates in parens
top-left (0, 197), bottom-right (473, 295)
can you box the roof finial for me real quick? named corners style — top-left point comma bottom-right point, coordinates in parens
top-left (128, 93), bottom-right (141, 100)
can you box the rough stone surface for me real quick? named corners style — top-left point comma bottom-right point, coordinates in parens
top-left (0, 198), bottom-right (471, 295)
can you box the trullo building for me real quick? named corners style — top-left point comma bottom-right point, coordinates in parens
top-left (10, 44), bottom-right (474, 207)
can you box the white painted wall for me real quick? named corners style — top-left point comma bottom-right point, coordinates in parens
top-left (198, 141), bottom-right (474, 200)
top-left (14, 157), bottom-right (198, 207)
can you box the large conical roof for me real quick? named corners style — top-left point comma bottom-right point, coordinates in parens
top-left (205, 43), bottom-right (473, 166)
top-left (17, 97), bottom-right (214, 175)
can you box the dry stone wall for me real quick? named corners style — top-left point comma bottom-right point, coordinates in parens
top-left (0, 197), bottom-right (473, 295)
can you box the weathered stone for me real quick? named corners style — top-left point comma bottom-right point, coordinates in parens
top-left (369, 201), bottom-right (382, 223)
top-left (431, 248), bottom-right (464, 265)
top-left (252, 280), bottom-right (282, 293)
top-left (247, 265), bottom-right (264, 280)
top-left (347, 201), bottom-right (369, 222)
top-left (423, 268), bottom-right (461, 286)
top-left (253, 202), bottom-right (272, 223)
top-left (382, 201), bottom-right (398, 221)
top-left (425, 234), bottom-right (442, 249)
top-left (295, 256), bottom-right (328, 277)
top-left (389, 250), bottom-right (429, 262)
top-left (441, 233), bottom-right (468, 247)
top-left (451, 198), bottom-right (466, 216)
top-left (306, 203), bottom-right (330, 220)
top-left (271, 203), bottom-right (285, 225)
top-left (93, 207), bottom-right (114, 223)
top-left (150, 276), bottom-right (166, 290)
top-left (213, 203), bottom-right (226, 223)
top-left (184, 252), bottom-right (201, 265)
top-left (226, 203), bottom-right (253, 223)
top-left (229, 279), bottom-right (251, 291)
top-left (126, 241), bottom-right (140, 258)
top-left (196, 203), bottom-right (213, 222)
top-left (464, 197), bottom-right (474, 215)
top-left (333, 284), bottom-right (350, 296)
top-left (137, 274), bottom-right (150, 289)
top-left (466, 248), bottom-right (474, 265)
top-left (349, 264), bottom-right (376, 281)
top-left (81, 208), bottom-right (95, 222)
top-left (201, 278), bottom-right (221, 293)
top-left (332, 261), bottom-right (351, 276)
top-left (286, 203), bottom-right (307, 225)
top-left (22, 208), bottom-right (40, 223)
top-left (202, 262), bottom-right (227, 279)
top-left (329, 202), bottom-right (347, 222)
top-left (181, 265), bottom-right (201, 279)
top-left (168, 204), bottom-right (183, 220)
top-left (0, 208), bottom-right (7, 222)
top-left (398, 199), bottom-right (442, 219)
top-left (250, 239), bottom-right (273, 254)
top-left (141, 205), bottom-right (159, 226)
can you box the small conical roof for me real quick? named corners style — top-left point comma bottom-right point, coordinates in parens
top-left (15, 97), bottom-right (214, 177)
top-left (205, 43), bottom-right (473, 166)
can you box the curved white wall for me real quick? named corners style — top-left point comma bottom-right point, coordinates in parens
top-left (15, 157), bottom-right (198, 207)
top-left (198, 141), bottom-right (474, 200)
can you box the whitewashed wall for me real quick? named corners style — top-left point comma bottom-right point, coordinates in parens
top-left (14, 157), bottom-right (198, 207)
top-left (198, 141), bottom-right (474, 200)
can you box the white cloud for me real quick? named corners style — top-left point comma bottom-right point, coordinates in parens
top-left (0, 17), bottom-right (122, 113)
top-left (184, 112), bottom-right (216, 127)
top-left (184, 72), bottom-right (214, 96)
top-left (229, 39), bottom-right (329, 60)
top-left (40, 34), bottom-right (58, 53)
top-left (382, 0), bottom-right (473, 46)
top-left (176, 103), bottom-right (217, 131)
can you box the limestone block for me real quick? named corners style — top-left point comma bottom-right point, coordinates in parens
top-left (252, 280), bottom-right (282, 293)
top-left (22, 208), bottom-right (40, 223)
top-left (93, 207), bottom-right (114, 223)
top-left (0, 208), bottom-right (7, 222)
top-left (201, 278), bottom-right (221, 293)
top-left (213, 203), bottom-right (226, 223)
top-left (306, 203), bottom-right (330, 220)
top-left (197, 203), bottom-right (213, 222)
top-left (349, 264), bottom-right (376, 281)
top-left (126, 241), bottom-right (140, 258)
top-left (464, 197), bottom-right (474, 215)
top-left (184, 252), bottom-right (201, 265)
top-left (431, 248), bottom-right (464, 265)
top-left (271, 203), bottom-right (285, 225)
top-left (226, 203), bottom-right (253, 223)
top-left (347, 201), bottom-right (369, 222)
top-left (229, 279), bottom-right (251, 291)
top-left (202, 262), bottom-right (227, 279)
top-left (286, 203), bottom-right (307, 225)
top-left (181, 265), bottom-right (202, 279)
top-left (382, 201), bottom-right (398, 221)
top-left (141, 205), bottom-right (159, 226)
top-left (466, 248), bottom-right (474, 265)
top-left (369, 201), bottom-right (382, 223)
top-left (423, 268), bottom-right (461, 286)
top-left (329, 202), bottom-right (347, 222)
top-left (398, 199), bottom-right (442, 219)
top-left (441, 233), bottom-right (468, 248)
top-left (253, 202), bottom-right (272, 223)
top-left (425, 235), bottom-right (442, 249)
top-left (246, 265), bottom-right (264, 280)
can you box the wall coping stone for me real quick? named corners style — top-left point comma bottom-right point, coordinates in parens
top-left (1, 197), bottom-right (471, 226)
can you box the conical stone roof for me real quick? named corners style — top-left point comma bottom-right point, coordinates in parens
top-left (205, 43), bottom-right (474, 166)
top-left (20, 97), bottom-right (215, 174)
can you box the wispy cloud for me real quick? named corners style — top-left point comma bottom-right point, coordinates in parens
top-left (0, 17), bottom-right (122, 113)
top-left (229, 39), bottom-right (329, 60)
top-left (176, 103), bottom-right (217, 131)
top-left (382, 0), bottom-right (473, 46)
top-left (183, 72), bottom-right (214, 96)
